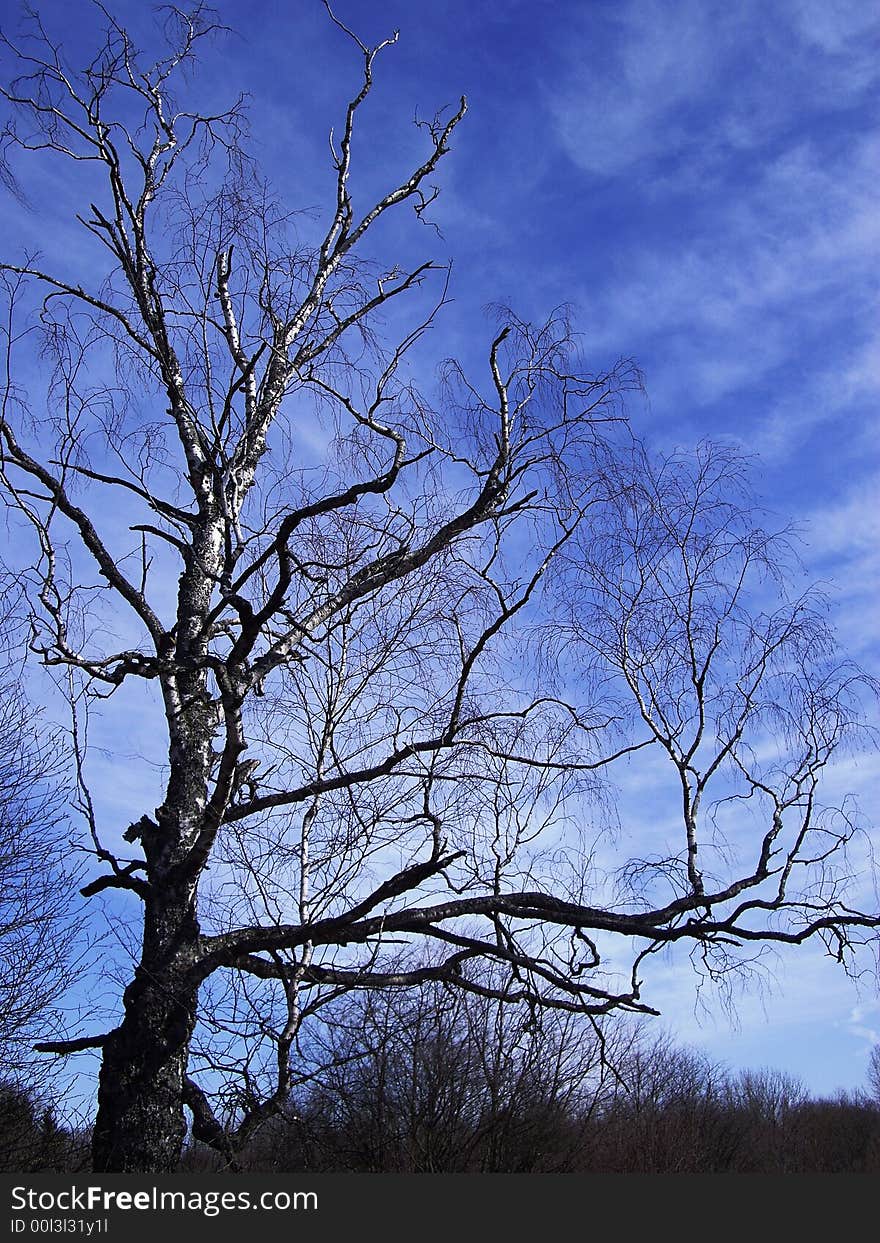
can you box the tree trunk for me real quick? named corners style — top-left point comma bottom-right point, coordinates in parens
top-left (91, 891), bottom-right (201, 1173)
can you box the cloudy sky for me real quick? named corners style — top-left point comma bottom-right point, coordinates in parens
top-left (3, 0), bottom-right (878, 1096)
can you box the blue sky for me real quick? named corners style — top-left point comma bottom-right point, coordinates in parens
top-left (2, 0), bottom-right (878, 1098)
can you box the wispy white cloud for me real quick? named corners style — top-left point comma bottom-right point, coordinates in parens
top-left (551, 0), bottom-right (880, 181)
top-left (797, 477), bottom-right (880, 665)
top-left (568, 131), bottom-right (880, 417)
top-left (848, 999), bottom-right (880, 1047)
top-left (543, 0), bottom-right (880, 464)
top-left (788, 0), bottom-right (880, 58)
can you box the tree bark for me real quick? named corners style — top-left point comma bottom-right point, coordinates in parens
top-left (91, 891), bottom-right (201, 1173)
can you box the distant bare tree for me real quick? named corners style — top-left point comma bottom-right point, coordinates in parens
top-left (0, 6), bottom-right (876, 1173)
top-left (730, 1067), bottom-right (807, 1125)
top-left (869, 1044), bottom-right (880, 1104)
top-left (591, 1031), bottom-right (732, 1173)
top-left (291, 975), bottom-right (614, 1172)
top-left (722, 1067), bottom-right (808, 1172)
top-left (0, 667), bottom-right (77, 1078)
top-left (0, 1079), bottom-right (89, 1173)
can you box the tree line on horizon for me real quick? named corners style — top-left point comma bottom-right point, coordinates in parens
top-left (3, 984), bottom-right (880, 1174)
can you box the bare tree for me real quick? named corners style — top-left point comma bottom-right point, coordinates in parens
top-left (0, 664), bottom-right (78, 1078)
top-left (0, 6), bottom-right (876, 1172)
top-left (550, 437), bottom-right (878, 996)
top-left (869, 1044), bottom-right (880, 1105)
top-left (267, 969), bottom-right (615, 1173)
